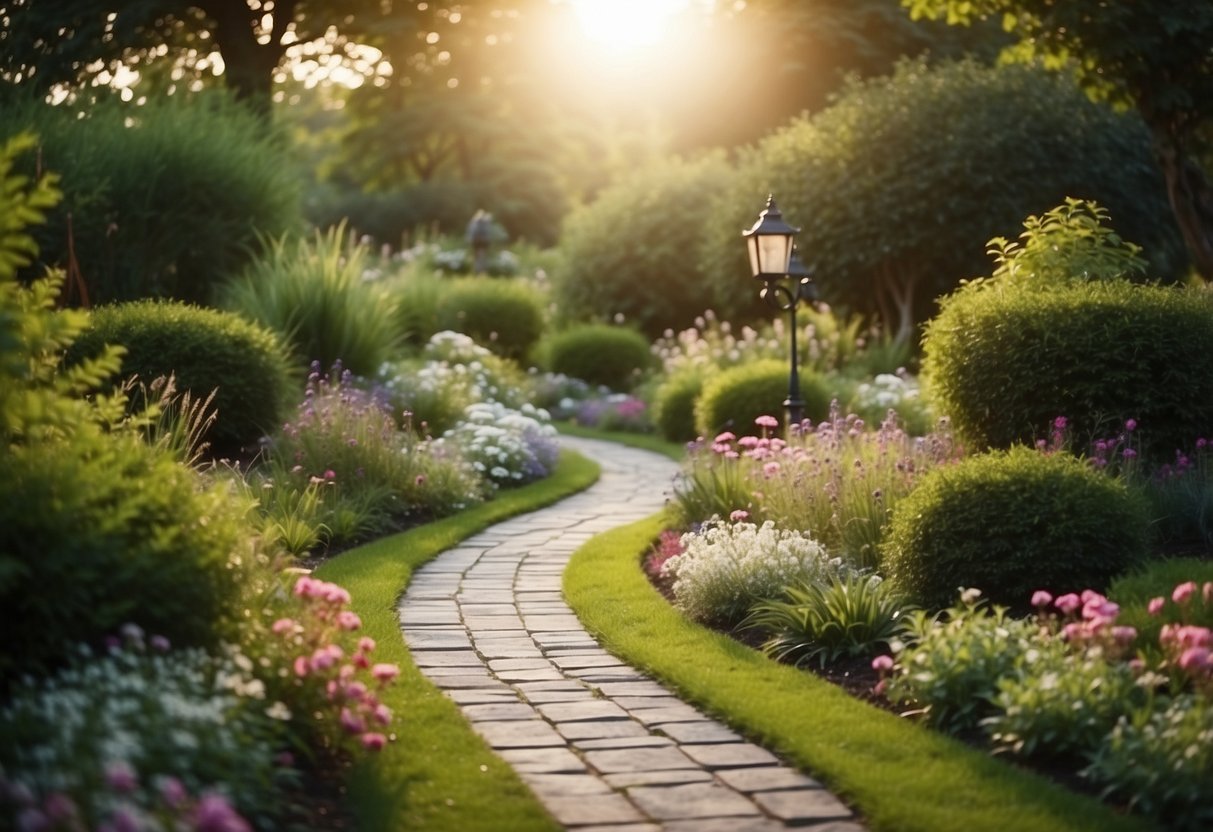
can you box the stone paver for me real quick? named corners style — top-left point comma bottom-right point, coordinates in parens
top-left (400, 436), bottom-right (865, 830)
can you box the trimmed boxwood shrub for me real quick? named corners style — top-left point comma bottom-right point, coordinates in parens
top-left (537, 324), bottom-right (652, 390)
top-left (653, 369), bottom-right (706, 442)
top-left (923, 279), bottom-right (1213, 462)
top-left (881, 446), bottom-right (1150, 610)
top-left (693, 359), bottom-right (832, 437)
top-left (435, 277), bottom-right (546, 360)
top-left (68, 301), bottom-right (295, 455)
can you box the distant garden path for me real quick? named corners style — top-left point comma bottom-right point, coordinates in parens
top-left (400, 436), bottom-right (865, 830)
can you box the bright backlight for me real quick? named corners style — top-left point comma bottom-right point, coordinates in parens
top-left (568, 0), bottom-right (690, 51)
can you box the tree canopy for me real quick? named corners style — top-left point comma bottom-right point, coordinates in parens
top-left (904, 0), bottom-right (1213, 278)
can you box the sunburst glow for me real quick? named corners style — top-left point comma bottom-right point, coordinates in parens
top-left (567, 0), bottom-right (691, 51)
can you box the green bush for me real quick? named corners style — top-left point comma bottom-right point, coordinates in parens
top-left (881, 447), bottom-right (1150, 610)
top-left (222, 225), bottom-right (399, 376)
top-left (3, 91), bottom-right (301, 305)
top-left (537, 324), bottom-right (652, 390)
top-left (653, 369), bottom-right (706, 442)
top-left (434, 277), bottom-right (547, 360)
top-left (693, 358), bottom-right (832, 437)
top-left (0, 406), bottom-right (253, 686)
top-left (554, 153), bottom-right (734, 338)
top-left (1109, 558), bottom-right (1213, 650)
top-left (698, 58), bottom-right (1187, 342)
top-left (68, 301), bottom-right (294, 455)
top-left (923, 279), bottom-right (1213, 462)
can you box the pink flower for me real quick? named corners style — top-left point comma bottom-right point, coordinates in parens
top-left (1083, 598), bottom-right (1119, 623)
top-left (1061, 622), bottom-right (1085, 642)
top-left (343, 681), bottom-right (368, 701)
top-left (1147, 597), bottom-right (1166, 616)
top-left (1030, 590), bottom-right (1053, 609)
top-left (336, 611), bottom-right (362, 631)
top-left (323, 469), bottom-right (336, 481)
top-left (293, 576), bottom-right (317, 598)
top-left (1173, 581), bottom-right (1198, 605)
top-left (358, 636), bottom-right (376, 653)
top-left (1178, 647), bottom-right (1211, 671)
top-left (339, 707), bottom-right (366, 734)
top-left (158, 776), bottom-right (188, 809)
top-left (1125, 418), bottom-right (1137, 432)
top-left (104, 760), bottom-right (138, 794)
top-left (1054, 593), bottom-right (1081, 615)
top-left (714, 431), bottom-right (736, 444)
top-left (372, 663), bottom-right (400, 684)
top-left (1111, 626), bottom-right (1138, 646)
top-left (293, 655), bottom-right (310, 677)
top-left (271, 618), bottom-right (298, 635)
top-left (871, 655), bottom-right (894, 672)
top-left (1053, 416), bottom-right (1067, 430)
top-left (763, 461), bottom-right (781, 478)
top-left (311, 647), bottom-right (337, 671)
top-left (360, 732), bottom-right (388, 751)
top-left (150, 635), bottom-right (171, 652)
top-left (192, 792), bottom-right (252, 832)
top-left (755, 415), bottom-right (779, 429)
top-left (1205, 582), bottom-right (1213, 604)
top-left (729, 510), bottom-right (750, 522)
top-left (373, 703), bottom-right (392, 724)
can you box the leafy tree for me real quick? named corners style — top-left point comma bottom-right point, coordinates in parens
top-left (904, 0), bottom-right (1213, 279)
top-left (0, 0), bottom-right (454, 109)
top-left (697, 59), bottom-right (1186, 344)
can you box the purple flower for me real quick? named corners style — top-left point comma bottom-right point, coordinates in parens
top-left (193, 793), bottom-right (252, 832)
top-left (1125, 418), bottom-right (1137, 432)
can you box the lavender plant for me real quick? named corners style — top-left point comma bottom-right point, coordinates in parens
top-left (674, 405), bottom-right (963, 569)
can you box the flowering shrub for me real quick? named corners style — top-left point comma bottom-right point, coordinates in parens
top-left (874, 582), bottom-right (1213, 829)
top-left (267, 361), bottom-right (483, 537)
top-left (881, 589), bottom-right (1040, 733)
top-left (574, 393), bottom-right (651, 433)
top-left (0, 627), bottom-right (291, 832)
top-left (662, 519), bottom-right (845, 625)
top-left (675, 406), bottom-right (963, 569)
top-left (438, 401), bottom-right (560, 487)
top-left (378, 331), bottom-right (531, 435)
top-left (644, 530), bottom-right (686, 579)
top-left (258, 575), bottom-right (401, 754)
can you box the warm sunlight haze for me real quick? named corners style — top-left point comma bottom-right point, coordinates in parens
top-left (568, 0), bottom-right (691, 51)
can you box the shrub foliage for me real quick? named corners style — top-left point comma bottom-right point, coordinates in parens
top-left (881, 447), bottom-right (1150, 609)
top-left (693, 358), bottom-right (831, 437)
top-left (536, 324), bottom-right (652, 391)
top-left (68, 300), bottom-right (294, 455)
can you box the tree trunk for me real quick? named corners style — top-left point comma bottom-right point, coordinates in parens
top-left (875, 261), bottom-right (918, 347)
top-left (198, 0), bottom-right (292, 114)
top-left (1151, 125), bottom-right (1213, 280)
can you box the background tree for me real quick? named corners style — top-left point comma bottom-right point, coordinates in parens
top-left (697, 59), bottom-right (1187, 345)
top-left (904, 0), bottom-right (1213, 279)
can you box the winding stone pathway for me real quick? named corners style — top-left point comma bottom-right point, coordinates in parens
top-left (399, 436), bottom-right (865, 831)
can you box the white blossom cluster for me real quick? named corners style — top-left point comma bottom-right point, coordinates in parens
top-left (0, 632), bottom-right (285, 826)
top-left (438, 400), bottom-right (560, 486)
top-left (663, 519), bottom-right (845, 624)
top-left (855, 372), bottom-right (920, 411)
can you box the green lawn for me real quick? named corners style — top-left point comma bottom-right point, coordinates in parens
top-left (315, 450), bottom-right (599, 832)
top-left (564, 512), bottom-right (1155, 832)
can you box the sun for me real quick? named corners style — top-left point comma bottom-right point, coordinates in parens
top-left (567, 0), bottom-right (691, 51)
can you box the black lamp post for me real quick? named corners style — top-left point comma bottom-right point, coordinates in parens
top-left (742, 195), bottom-right (817, 428)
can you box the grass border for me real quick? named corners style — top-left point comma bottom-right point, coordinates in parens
top-left (564, 512), bottom-right (1152, 832)
top-left (314, 449), bottom-right (599, 832)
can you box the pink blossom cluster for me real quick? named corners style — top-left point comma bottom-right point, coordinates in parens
top-left (1150, 581), bottom-right (1213, 691)
top-left (644, 530), bottom-right (687, 579)
top-left (275, 575), bottom-right (399, 751)
top-left (3, 766), bottom-right (253, 832)
top-left (1031, 589), bottom-right (1136, 657)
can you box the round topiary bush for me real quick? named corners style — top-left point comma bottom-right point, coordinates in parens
top-left (881, 446), bottom-right (1150, 610)
top-left (0, 432), bottom-right (253, 684)
top-left (537, 324), bottom-right (652, 390)
top-left (69, 300), bottom-right (295, 456)
top-left (694, 359), bottom-right (832, 437)
top-left (653, 369), bottom-right (705, 442)
top-left (923, 279), bottom-right (1213, 462)
top-left (435, 277), bottom-right (546, 360)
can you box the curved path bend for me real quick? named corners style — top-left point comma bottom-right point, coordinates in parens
top-left (399, 436), bottom-right (865, 832)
